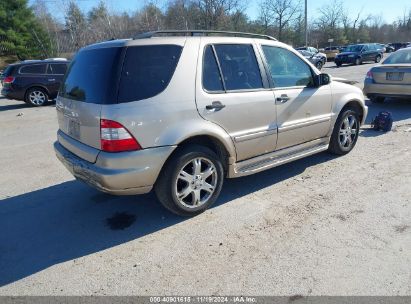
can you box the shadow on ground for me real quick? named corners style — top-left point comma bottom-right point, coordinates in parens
top-left (0, 100), bottom-right (55, 112)
top-left (0, 152), bottom-right (334, 287)
top-left (323, 62), bottom-right (376, 69)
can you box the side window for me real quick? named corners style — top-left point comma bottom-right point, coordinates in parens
top-left (20, 64), bottom-right (46, 74)
top-left (47, 63), bottom-right (67, 75)
top-left (202, 45), bottom-right (224, 92)
top-left (213, 44), bottom-right (263, 91)
top-left (362, 45), bottom-right (369, 51)
top-left (261, 46), bottom-right (314, 88)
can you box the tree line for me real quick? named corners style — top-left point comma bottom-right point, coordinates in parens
top-left (1, 0), bottom-right (411, 60)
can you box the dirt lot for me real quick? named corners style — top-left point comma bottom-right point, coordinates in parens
top-left (0, 62), bottom-right (410, 295)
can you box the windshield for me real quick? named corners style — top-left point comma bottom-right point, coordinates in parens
top-left (383, 50), bottom-right (411, 64)
top-left (345, 45), bottom-right (363, 52)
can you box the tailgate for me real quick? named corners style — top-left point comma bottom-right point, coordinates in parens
top-left (56, 97), bottom-right (101, 163)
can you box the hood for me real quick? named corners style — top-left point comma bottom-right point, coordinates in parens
top-left (332, 77), bottom-right (359, 85)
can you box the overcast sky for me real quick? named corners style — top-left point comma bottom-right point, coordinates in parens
top-left (30, 0), bottom-right (410, 24)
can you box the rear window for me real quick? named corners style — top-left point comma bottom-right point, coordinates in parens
top-left (59, 47), bottom-right (123, 103)
top-left (19, 64), bottom-right (46, 74)
top-left (117, 45), bottom-right (182, 103)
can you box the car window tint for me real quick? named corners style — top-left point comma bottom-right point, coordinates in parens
top-left (118, 45), bottom-right (182, 103)
top-left (48, 63), bottom-right (67, 75)
top-left (203, 45), bottom-right (224, 91)
top-left (214, 44), bottom-right (263, 91)
top-left (20, 64), bottom-right (46, 74)
top-left (262, 46), bottom-right (314, 88)
top-left (60, 47), bottom-right (123, 104)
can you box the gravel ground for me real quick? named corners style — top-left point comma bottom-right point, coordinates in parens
top-left (0, 63), bottom-right (410, 296)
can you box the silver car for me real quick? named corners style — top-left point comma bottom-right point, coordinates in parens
top-left (364, 47), bottom-right (411, 102)
top-left (54, 31), bottom-right (368, 216)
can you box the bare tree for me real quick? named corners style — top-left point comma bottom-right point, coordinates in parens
top-left (266, 0), bottom-right (301, 41)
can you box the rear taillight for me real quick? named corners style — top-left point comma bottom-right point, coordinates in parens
top-left (3, 76), bottom-right (15, 84)
top-left (366, 71), bottom-right (373, 80)
top-left (100, 119), bottom-right (141, 152)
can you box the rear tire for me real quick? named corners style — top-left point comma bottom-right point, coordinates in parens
top-left (375, 55), bottom-right (382, 63)
top-left (328, 107), bottom-right (360, 155)
top-left (316, 61), bottom-right (323, 70)
top-left (336, 62), bottom-right (342, 67)
top-left (155, 145), bottom-right (224, 216)
top-left (25, 87), bottom-right (48, 106)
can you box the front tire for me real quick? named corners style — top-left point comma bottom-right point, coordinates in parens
top-left (155, 145), bottom-right (224, 216)
top-left (316, 61), bottom-right (323, 70)
top-left (328, 108), bottom-right (360, 155)
top-left (25, 87), bottom-right (48, 106)
top-left (355, 58), bottom-right (362, 65)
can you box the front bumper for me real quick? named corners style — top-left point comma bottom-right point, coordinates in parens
top-left (363, 80), bottom-right (411, 98)
top-left (54, 140), bottom-right (176, 195)
top-left (335, 56), bottom-right (356, 65)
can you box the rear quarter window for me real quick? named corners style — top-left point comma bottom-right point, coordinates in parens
top-left (117, 45), bottom-right (182, 103)
top-left (19, 64), bottom-right (46, 74)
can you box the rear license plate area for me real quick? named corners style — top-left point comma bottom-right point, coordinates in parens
top-left (64, 116), bottom-right (80, 139)
top-left (386, 72), bottom-right (404, 81)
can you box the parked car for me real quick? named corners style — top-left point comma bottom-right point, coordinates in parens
top-left (54, 30), bottom-right (367, 216)
top-left (0, 59), bottom-right (69, 106)
top-left (388, 42), bottom-right (407, 52)
top-left (295, 46), bottom-right (327, 65)
top-left (385, 44), bottom-right (395, 53)
top-left (297, 50), bottom-right (325, 69)
top-left (335, 43), bottom-right (384, 67)
top-left (324, 46), bottom-right (340, 60)
top-left (364, 47), bottom-right (411, 103)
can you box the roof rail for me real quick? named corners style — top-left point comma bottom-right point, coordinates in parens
top-left (133, 30), bottom-right (277, 41)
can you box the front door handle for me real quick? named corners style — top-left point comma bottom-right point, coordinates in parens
top-left (206, 101), bottom-right (226, 111)
top-left (48, 79), bottom-right (56, 82)
top-left (276, 94), bottom-right (290, 103)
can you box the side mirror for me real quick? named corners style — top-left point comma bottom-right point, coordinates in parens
top-left (315, 73), bottom-right (331, 87)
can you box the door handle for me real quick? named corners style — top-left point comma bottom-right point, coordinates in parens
top-left (48, 79), bottom-right (56, 82)
top-left (206, 101), bottom-right (226, 111)
top-left (276, 94), bottom-right (290, 103)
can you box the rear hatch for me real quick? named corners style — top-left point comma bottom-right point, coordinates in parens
top-left (56, 45), bottom-right (125, 163)
top-left (372, 64), bottom-right (411, 84)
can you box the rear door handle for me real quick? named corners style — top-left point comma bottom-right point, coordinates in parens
top-left (206, 101), bottom-right (226, 111)
top-left (276, 94), bottom-right (290, 103)
top-left (48, 79), bottom-right (56, 82)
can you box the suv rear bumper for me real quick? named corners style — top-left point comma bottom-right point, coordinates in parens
top-left (54, 140), bottom-right (176, 195)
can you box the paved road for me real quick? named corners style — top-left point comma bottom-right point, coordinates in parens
top-left (322, 61), bottom-right (380, 88)
top-left (0, 64), bottom-right (410, 296)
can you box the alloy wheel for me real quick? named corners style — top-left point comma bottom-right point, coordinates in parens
top-left (175, 157), bottom-right (218, 208)
top-left (29, 90), bottom-right (46, 105)
top-left (338, 114), bottom-right (358, 150)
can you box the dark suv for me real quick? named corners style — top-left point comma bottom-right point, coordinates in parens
top-left (1, 59), bottom-right (69, 106)
top-left (334, 44), bottom-right (383, 67)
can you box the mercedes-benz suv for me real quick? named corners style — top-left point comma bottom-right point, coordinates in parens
top-left (54, 31), bottom-right (367, 216)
